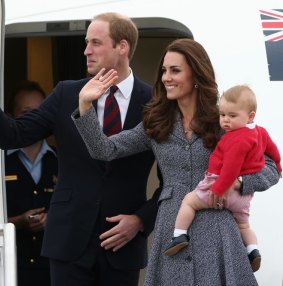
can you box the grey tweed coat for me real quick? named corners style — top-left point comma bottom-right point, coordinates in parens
top-left (73, 107), bottom-right (279, 286)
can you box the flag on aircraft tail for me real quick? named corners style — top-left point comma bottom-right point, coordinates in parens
top-left (259, 9), bottom-right (283, 81)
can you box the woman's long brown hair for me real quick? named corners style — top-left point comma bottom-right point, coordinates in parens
top-left (143, 38), bottom-right (220, 149)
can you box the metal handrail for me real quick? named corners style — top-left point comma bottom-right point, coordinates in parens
top-left (0, 223), bottom-right (17, 286)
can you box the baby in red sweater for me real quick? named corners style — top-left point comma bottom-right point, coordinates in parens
top-left (164, 85), bottom-right (282, 273)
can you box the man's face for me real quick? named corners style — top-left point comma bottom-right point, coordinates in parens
top-left (13, 91), bottom-right (44, 118)
top-left (84, 20), bottom-right (120, 75)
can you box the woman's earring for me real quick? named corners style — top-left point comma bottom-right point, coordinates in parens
top-left (194, 84), bottom-right (199, 89)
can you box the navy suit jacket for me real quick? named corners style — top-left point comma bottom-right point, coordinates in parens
top-left (0, 76), bottom-right (161, 270)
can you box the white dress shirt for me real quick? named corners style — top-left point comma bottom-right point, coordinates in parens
top-left (97, 69), bottom-right (134, 128)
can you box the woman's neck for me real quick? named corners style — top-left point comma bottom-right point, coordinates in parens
top-left (178, 96), bottom-right (196, 138)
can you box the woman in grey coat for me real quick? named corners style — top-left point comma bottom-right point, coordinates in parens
top-left (73, 39), bottom-right (280, 285)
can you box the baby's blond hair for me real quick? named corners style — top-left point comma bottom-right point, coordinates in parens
top-left (221, 85), bottom-right (257, 113)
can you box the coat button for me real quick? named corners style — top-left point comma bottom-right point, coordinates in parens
top-left (30, 259), bottom-right (35, 264)
top-left (32, 236), bottom-right (37, 241)
top-left (33, 190), bottom-right (38, 195)
top-left (186, 255), bottom-right (192, 262)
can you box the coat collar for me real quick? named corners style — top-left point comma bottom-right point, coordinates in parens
top-left (171, 112), bottom-right (199, 144)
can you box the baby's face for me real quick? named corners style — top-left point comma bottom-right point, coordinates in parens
top-left (219, 98), bottom-right (252, 132)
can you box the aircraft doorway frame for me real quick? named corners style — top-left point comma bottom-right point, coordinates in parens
top-left (0, 0), bottom-right (6, 226)
top-left (0, 1), bottom-right (17, 285)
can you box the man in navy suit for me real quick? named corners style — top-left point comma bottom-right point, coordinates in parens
top-left (0, 12), bottom-right (161, 286)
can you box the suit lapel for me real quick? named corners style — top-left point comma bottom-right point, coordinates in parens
top-left (92, 100), bottom-right (98, 111)
top-left (99, 76), bottom-right (148, 173)
top-left (123, 77), bottom-right (147, 130)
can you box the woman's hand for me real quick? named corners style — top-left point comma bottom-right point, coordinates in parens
top-left (208, 179), bottom-right (241, 209)
top-left (79, 68), bottom-right (118, 116)
top-left (208, 192), bottom-right (224, 209)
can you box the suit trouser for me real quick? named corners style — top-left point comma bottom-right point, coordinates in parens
top-left (49, 223), bottom-right (140, 286)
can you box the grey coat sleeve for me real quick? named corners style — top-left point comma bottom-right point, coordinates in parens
top-left (242, 155), bottom-right (280, 195)
top-left (72, 107), bottom-right (152, 160)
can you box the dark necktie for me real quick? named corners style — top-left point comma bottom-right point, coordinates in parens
top-left (103, 85), bottom-right (121, 136)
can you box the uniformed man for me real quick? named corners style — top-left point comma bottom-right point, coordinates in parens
top-left (5, 80), bottom-right (58, 286)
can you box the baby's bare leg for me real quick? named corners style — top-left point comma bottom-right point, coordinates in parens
top-left (237, 221), bottom-right (258, 246)
top-left (164, 191), bottom-right (210, 256)
top-left (175, 191), bottom-right (209, 230)
top-left (237, 220), bottom-right (261, 272)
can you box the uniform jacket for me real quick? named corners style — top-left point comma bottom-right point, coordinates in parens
top-left (5, 148), bottom-right (57, 285)
top-left (74, 109), bottom-right (280, 286)
top-left (0, 76), bottom-right (161, 270)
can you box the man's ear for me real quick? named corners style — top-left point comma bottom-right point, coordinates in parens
top-left (118, 39), bottom-right (129, 56)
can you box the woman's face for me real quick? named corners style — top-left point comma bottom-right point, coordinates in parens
top-left (161, 51), bottom-right (196, 101)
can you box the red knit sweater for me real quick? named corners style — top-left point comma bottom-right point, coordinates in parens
top-left (208, 125), bottom-right (282, 196)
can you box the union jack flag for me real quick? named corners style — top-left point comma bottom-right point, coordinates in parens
top-left (259, 9), bottom-right (283, 81)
